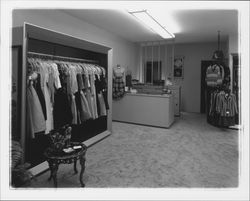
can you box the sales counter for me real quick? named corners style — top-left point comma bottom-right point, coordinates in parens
top-left (112, 92), bottom-right (175, 128)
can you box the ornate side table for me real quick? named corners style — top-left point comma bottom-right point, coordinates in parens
top-left (44, 142), bottom-right (87, 187)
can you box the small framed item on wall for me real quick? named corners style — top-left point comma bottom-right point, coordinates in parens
top-left (174, 55), bottom-right (184, 79)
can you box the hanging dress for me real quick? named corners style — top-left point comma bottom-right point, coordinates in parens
top-left (99, 73), bottom-right (109, 110)
top-left (113, 66), bottom-right (125, 100)
top-left (90, 72), bottom-right (98, 119)
top-left (95, 74), bottom-right (107, 116)
top-left (76, 73), bottom-right (92, 122)
top-left (40, 62), bottom-right (54, 133)
top-left (54, 63), bottom-right (73, 129)
top-left (26, 77), bottom-right (46, 138)
top-left (68, 65), bottom-right (78, 124)
top-left (85, 73), bottom-right (95, 119)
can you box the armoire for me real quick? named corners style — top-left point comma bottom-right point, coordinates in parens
top-left (12, 23), bottom-right (113, 174)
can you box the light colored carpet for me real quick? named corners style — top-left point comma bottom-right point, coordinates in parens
top-left (28, 112), bottom-right (238, 188)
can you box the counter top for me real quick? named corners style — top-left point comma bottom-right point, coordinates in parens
top-left (125, 92), bottom-right (172, 98)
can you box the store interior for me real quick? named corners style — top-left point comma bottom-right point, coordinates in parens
top-left (8, 3), bottom-right (247, 194)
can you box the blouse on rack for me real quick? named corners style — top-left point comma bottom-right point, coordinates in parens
top-left (206, 64), bottom-right (224, 87)
top-left (209, 90), bottom-right (238, 127)
top-left (215, 91), bottom-right (238, 117)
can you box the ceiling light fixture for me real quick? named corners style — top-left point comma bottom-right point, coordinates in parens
top-left (129, 10), bottom-right (175, 39)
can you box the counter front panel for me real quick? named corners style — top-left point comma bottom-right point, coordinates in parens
top-left (112, 93), bottom-right (174, 128)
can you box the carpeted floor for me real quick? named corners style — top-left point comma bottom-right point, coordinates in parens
top-left (28, 112), bottom-right (239, 188)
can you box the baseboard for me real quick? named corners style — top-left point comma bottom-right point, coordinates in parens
top-left (112, 120), bottom-right (172, 129)
top-left (83, 130), bottom-right (111, 147)
top-left (29, 161), bottom-right (49, 177)
top-left (28, 130), bottom-right (111, 177)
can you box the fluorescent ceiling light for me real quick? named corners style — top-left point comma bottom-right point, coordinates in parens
top-left (129, 10), bottom-right (175, 39)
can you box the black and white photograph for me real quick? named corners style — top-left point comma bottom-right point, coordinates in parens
top-left (0, 1), bottom-right (249, 200)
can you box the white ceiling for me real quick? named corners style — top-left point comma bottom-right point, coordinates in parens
top-left (63, 8), bottom-right (238, 44)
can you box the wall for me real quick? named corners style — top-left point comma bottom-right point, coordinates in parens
top-left (228, 34), bottom-right (238, 54)
top-left (137, 41), bottom-right (228, 113)
top-left (12, 9), bottom-right (139, 78)
top-left (171, 42), bottom-right (228, 113)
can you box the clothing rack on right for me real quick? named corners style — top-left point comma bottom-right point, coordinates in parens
top-left (205, 59), bottom-right (238, 128)
top-left (208, 87), bottom-right (238, 127)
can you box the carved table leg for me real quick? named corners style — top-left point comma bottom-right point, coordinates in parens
top-left (74, 158), bottom-right (78, 174)
top-left (50, 161), bottom-right (59, 187)
top-left (48, 161), bottom-right (53, 181)
top-left (79, 156), bottom-right (86, 187)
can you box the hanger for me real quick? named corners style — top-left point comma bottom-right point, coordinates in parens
top-left (79, 63), bottom-right (86, 74)
top-left (74, 64), bottom-right (79, 73)
top-left (97, 66), bottom-right (102, 75)
top-left (100, 67), bottom-right (106, 77)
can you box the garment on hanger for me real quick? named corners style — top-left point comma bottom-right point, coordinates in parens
top-left (206, 64), bottom-right (224, 87)
top-left (40, 62), bottom-right (54, 133)
top-left (95, 74), bottom-right (107, 116)
top-left (26, 78), bottom-right (46, 138)
top-left (97, 92), bottom-right (107, 116)
top-left (75, 73), bottom-right (92, 122)
top-left (47, 62), bottom-right (61, 106)
top-left (99, 73), bottom-right (109, 110)
top-left (95, 74), bottom-right (101, 115)
top-left (54, 87), bottom-right (73, 129)
top-left (68, 64), bottom-right (78, 124)
top-left (90, 72), bottom-right (98, 118)
top-left (85, 74), bottom-right (95, 119)
top-left (208, 89), bottom-right (238, 127)
top-left (33, 73), bottom-right (47, 120)
top-left (76, 73), bottom-right (92, 122)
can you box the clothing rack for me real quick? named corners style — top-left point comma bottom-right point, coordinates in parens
top-left (27, 51), bottom-right (98, 64)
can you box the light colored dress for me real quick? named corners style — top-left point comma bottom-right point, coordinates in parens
top-left (40, 62), bottom-right (54, 134)
top-left (68, 65), bottom-right (78, 124)
top-left (90, 73), bottom-right (98, 119)
top-left (27, 79), bottom-right (46, 138)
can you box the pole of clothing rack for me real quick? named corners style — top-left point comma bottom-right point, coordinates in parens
top-left (27, 51), bottom-right (98, 63)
